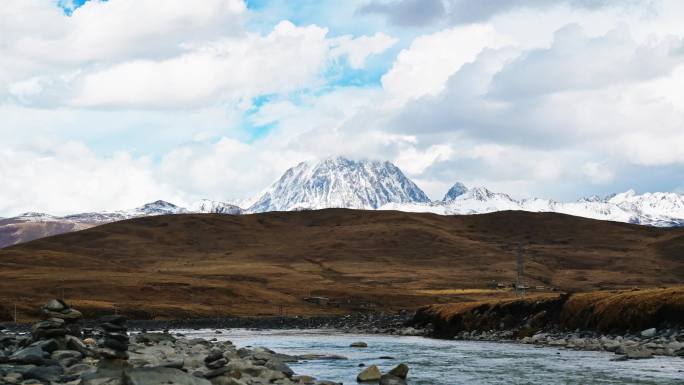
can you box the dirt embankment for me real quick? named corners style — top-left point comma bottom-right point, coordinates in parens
top-left (411, 287), bottom-right (684, 337)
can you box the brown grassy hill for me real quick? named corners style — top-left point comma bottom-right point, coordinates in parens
top-left (0, 209), bottom-right (683, 321)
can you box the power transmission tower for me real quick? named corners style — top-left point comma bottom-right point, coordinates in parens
top-left (516, 245), bottom-right (526, 297)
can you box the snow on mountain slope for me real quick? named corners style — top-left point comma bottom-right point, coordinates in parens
top-left (381, 182), bottom-right (684, 227)
top-left (247, 157), bottom-right (430, 212)
top-left (192, 199), bottom-right (243, 215)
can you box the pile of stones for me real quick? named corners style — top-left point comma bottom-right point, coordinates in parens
top-left (97, 315), bottom-right (129, 360)
top-left (33, 299), bottom-right (83, 341)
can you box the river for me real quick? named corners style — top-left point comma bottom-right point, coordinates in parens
top-left (180, 329), bottom-right (683, 384)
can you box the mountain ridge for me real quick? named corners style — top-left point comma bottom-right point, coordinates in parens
top-left (2, 157), bottom-right (683, 248)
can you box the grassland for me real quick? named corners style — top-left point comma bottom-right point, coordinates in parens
top-left (0, 209), bottom-right (683, 321)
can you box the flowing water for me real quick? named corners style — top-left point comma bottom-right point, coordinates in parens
top-left (181, 329), bottom-right (684, 384)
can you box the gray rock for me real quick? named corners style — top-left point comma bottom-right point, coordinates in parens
top-left (44, 299), bottom-right (67, 312)
top-left (266, 359), bottom-right (294, 377)
top-left (125, 367), bottom-right (211, 385)
top-left (357, 365), bottom-right (382, 382)
top-left (206, 358), bottom-right (227, 370)
top-left (625, 348), bottom-right (653, 359)
top-left (9, 346), bottom-right (47, 365)
top-left (51, 350), bottom-right (83, 361)
top-left (2, 372), bottom-right (22, 384)
top-left (22, 365), bottom-right (63, 382)
top-left (641, 328), bottom-right (657, 338)
top-left (388, 363), bottom-right (409, 379)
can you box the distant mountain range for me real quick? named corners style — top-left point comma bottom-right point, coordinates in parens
top-left (2, 157), bottom-right (683, 248)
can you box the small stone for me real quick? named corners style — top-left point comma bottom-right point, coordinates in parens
top-left (83, 338), bottom-right (98, 346)
top-left (51, 350), bottom-right (83, 360)
top-left (44, 299), bottom-right (67, 312)
top-left (207, 358), bottom-right (227, 369)
top-left (2, 372), bottom-right (22, 384)
top-left (641, 328), bottom-right (657, 338)
top-left (350, 342), bottom-right (368, 348)
top-left (357, 365), bottom-right (382, 382)
top-left (205, 351), bottom-right (224, 364)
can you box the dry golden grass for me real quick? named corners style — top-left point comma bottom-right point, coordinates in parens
top-left (415, 287), bottom-right (684, 333)
top-left (0, 209), bottom-right (683, 321)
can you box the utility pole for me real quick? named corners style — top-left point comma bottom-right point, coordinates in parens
top-left (516, 244), bottom-right (526, 297)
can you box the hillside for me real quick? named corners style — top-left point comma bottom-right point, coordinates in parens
top-left (0, 209), bottom-right (683, 321)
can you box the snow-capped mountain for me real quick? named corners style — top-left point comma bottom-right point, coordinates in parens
top-left (3, 157), bottom-right (684, 249)
top-left (0, 200), bottom-right (223, 249)
top-left (247, 157), bottom-right (430, 212)
top-left (63, 200), bottom-right (189, 224)
top-left (381, 182), bottom-right (684, 227)
top-left (192, 199), bottom-right (243, 215)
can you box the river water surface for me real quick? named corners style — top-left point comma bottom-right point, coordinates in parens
top-left (181, 329), bottom-right (683, 385)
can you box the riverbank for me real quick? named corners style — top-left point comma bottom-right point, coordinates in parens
top-left (2, 311), bottom-right (421, 337)
top-left (410, 286), bottom-right (684, 359)
top-left (0, 300), bottom-right (415, 385)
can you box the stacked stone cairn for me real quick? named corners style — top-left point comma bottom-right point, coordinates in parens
top-left (34, 299), bottom-right (83, 341)
top-left (3, 299), bottom-right (91, 384)
top-left (97, 315), bottom-right (129, 360)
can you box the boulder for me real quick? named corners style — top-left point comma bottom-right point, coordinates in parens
top-left (125, 367), bottom-right (211, 385)
top-left (265, 359), bottom-right (294, 377)
top-left (641, 328), bottom-right (657, 338)
top-left (22, 365), bottom-right (64, 382)
top-left (625, 348), bottom-right (653, 360)
top-left (388, 363), bottom-right (409, 379)
top-left (9, 346), bottom-right (48, 365)
top-left (357, 365), bottom-right (382, 382)
top-left (350, 342), bottom-right (368, 348)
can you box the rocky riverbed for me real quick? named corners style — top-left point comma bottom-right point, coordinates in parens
top-left (449, 327), bottom-right (684, 360)
top-left (0, 300), bottom-right (413, 385)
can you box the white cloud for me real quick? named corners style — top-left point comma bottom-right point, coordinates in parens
top-left (331, 32), bottom-right (398, 69)
top-left (381, 24), bottom-right (511, 104)
top-left (0, 141), bottom-right (183, 216)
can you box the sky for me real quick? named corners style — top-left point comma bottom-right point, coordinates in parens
top-left (1, 0), bottom-right (684, 216)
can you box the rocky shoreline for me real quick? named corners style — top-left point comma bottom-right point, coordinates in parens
top-left (449, 327), bottom-right (684, 360)
top-left (3, 311), bottom-right (420, 337)
top-left (0, 300), bottom-right (415, 385)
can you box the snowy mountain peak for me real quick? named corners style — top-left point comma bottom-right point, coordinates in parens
top-left (192, 199), bottom-right (243, 215)
top-left (135, 200), bottom-right (187, 215)
top-left (247, 157), bottom-right (430, 213)
top-left (578, 195), bottom-right (602, 203)
top-left (608, 189), bottom-right (638, 203)
top-left (442, 182), bottom-right (469, 202)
